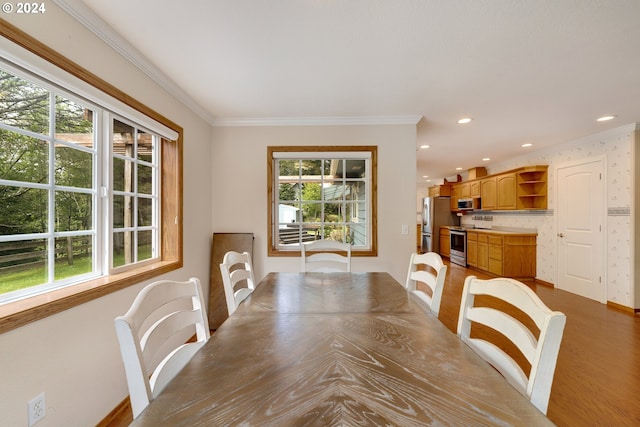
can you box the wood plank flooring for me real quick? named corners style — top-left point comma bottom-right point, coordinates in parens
top-left (103, 261), bottom-right (640, 426)
top-left (435, 260), bottom-right (640, 427)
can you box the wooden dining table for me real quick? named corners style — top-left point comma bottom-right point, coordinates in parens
top-left (131, 272), bottom-right (555, 426)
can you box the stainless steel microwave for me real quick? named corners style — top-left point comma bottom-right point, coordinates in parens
top-left (457, 198), bottom-right (474, 210)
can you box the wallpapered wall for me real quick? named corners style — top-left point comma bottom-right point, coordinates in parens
top-left (458, 124), bottom-right (634, 306)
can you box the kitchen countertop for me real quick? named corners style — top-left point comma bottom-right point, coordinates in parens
top-left (443, 225), bottom-right (538, 236)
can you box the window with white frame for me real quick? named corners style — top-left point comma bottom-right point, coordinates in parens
top-left (268, 146), bottom-right (377, 256)
top-left (0, 61), bottom-right (165, 303)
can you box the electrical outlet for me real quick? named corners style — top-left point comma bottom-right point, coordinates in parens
top-left (401, 224), bottom-right (409, 235)
top-left (28, 392), bottom-right (46, 426)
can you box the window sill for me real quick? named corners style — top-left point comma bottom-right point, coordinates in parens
top-left (0, 259), bottom-right (181, 334)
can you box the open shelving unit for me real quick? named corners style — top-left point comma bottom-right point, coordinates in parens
top-left (516, 166), bottom-right (548, 209)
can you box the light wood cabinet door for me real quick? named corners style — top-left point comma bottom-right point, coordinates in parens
top-left (450, 184), bottom-right (462, 211)
top-left (496, 173), bottom-right (517, 210)
top-left (477, 234), bottom-right (489, 271)
top-left (466, 232), bottom-right (478, 267)
top-left (439, 228), bottom-right (450, 257)
top-left (470, 180), bottom-right (481, 198)
top-left (481, 177), bottom-right (497, 210)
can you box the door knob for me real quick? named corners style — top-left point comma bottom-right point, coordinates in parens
top-left (557, 233), bottom-right (564, 238)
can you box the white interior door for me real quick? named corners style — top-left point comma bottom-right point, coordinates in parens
top-left (556, 158), bottom-right (605, 302)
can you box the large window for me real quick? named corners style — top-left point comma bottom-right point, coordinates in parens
top-left (0, 64), bottom-right (166, 303)
top-left (0, 23), bottom-right (182, 333)
top-left (268, 146), bottom-right (377, 256)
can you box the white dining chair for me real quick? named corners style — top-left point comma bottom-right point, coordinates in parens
top-left (301, 239), bottom-right (351, 272)
top-left (115, 277), bottom-right (210, 419)
top-left (457, 275), bottom-right (566, 415)
top-left (219, 251), bottom-right (256, 315)
top-left (405, 252), bottom-right (447, 316)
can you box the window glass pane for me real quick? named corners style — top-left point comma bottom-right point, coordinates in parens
top-left (138, 197), bottom-right (153, 227)
top-left (137, 230), bottom-right (152, 262)
top-left (301, 182), bottom-right (321, 202)
top-left (301, 201), bottom-right (321, 222)
top-left (113, 231), bottom-right (133, 268)
top-left (55, 146), bottom-right (92, 188)
top-left (278, 202), bottom-right (299, 224)
top-left (344, 159), bottom-right (366, 178)
top-left (301, 160), bottom-right (321, 177)
top-left (137, 164), bottom-right (152, 194)
top-left (278, 183), bottom-right (297, 202)
top-left (55, 191), bottom-right (92, 232)
top-left (350, 223), bottom-right (366, 245)
top-left (0, 130), bottom-right (48, 183)
top-left (137, 130), bottom-right (153, 162)
top-left (113, 119), bottom-right (135, 157)
top-left (54, 236), bottom-right (92, 279)
top-left (0, 70), bottom-right (49, 134)
top-left (112, 194), bottom-right (133, 229)
top-left (324, 203), bottom-right (344, 223)
top-left (323, 183), bottom-right (347, 201)
top-left (0, 186), bottom-right (48, 235)
top-left (323, 224), bottom-right (347, 242)
top-left (278, 159), bottom-right (299, 176)
top-left (112, 157), bottom-right (133, 193)
top-left (0, 239), bottom-right (47, 294)
top-left (55, 95), bottom-right (94, 148)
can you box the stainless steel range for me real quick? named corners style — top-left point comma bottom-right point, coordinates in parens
top-left (449, 227), bottom-right (467, 266)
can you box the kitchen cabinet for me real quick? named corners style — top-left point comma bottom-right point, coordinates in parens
top-left (466, 231), bottom-right (478, 266)
top-left (428, 184), bottom-right (451, 197)
top-left (480, 177), bottom-right (497, 209)
top-left (488, 235), bottom-right (504, 275)
top-left (450, 184), bottom-right (462, 211)
top-left (496, 173), bottom-right (517, 209)
top-left (470, 180), bottom-right (481, 198)
top-left (465, 230), bottom-right (536, 279)
top-left (516, 166), bottom-right (548, 209)
top-left (450, 182), bottom-right (470, 211)
top-left (460, 165), bottom-right (549, 212)
top-left (477, 233), bottom-right (489, 271)
top-left (439, 227), bottom-right (450, 257)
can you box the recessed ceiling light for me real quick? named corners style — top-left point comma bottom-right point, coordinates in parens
top-left (522, 143), bottom-right (533, 147)
top-left (597, 115), bottom-right (616, 122)
top-left (482, 157), bottom-right (491, 161)
top-left (455, 167), bottom-right (463, 171)
top-left (423, 175), bottom-right (429, 178)
top-left (457, 117), bottom-right (472, 124)
top-left (420, 144), bottom-right (430, 149)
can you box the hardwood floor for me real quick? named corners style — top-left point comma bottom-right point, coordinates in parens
top-left (435, 260), bottom-right (640, 427)
top-left (103, 261), bottom-right (640, 426)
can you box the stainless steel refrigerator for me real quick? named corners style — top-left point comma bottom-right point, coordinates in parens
top-left (421, 197), bottom-right (460, 253)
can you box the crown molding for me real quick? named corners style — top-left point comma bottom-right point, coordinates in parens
top-left (52, 0), bottom-right (216, 124)
top-left (212, 115), bottom-right (423, 127)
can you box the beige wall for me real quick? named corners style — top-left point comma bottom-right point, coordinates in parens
top-left (1, 6), bottom-right (213, 426)
top-left (211, 124), bottom-right (418, 283)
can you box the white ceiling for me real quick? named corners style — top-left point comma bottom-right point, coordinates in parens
top-left (61, 0), bottom-right (640, 184)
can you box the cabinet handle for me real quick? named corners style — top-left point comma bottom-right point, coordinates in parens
top-left (557, 232), bottom-right (564, 238)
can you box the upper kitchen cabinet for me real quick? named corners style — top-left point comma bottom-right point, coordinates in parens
top-left (472, 165), bottom-right (548, 211)
top-left (428, 183), bottom-right (451, 197)
top-left (496, 173), bottom-right (517, 210)
top-left (516, 166), bottom-right (548, 209)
